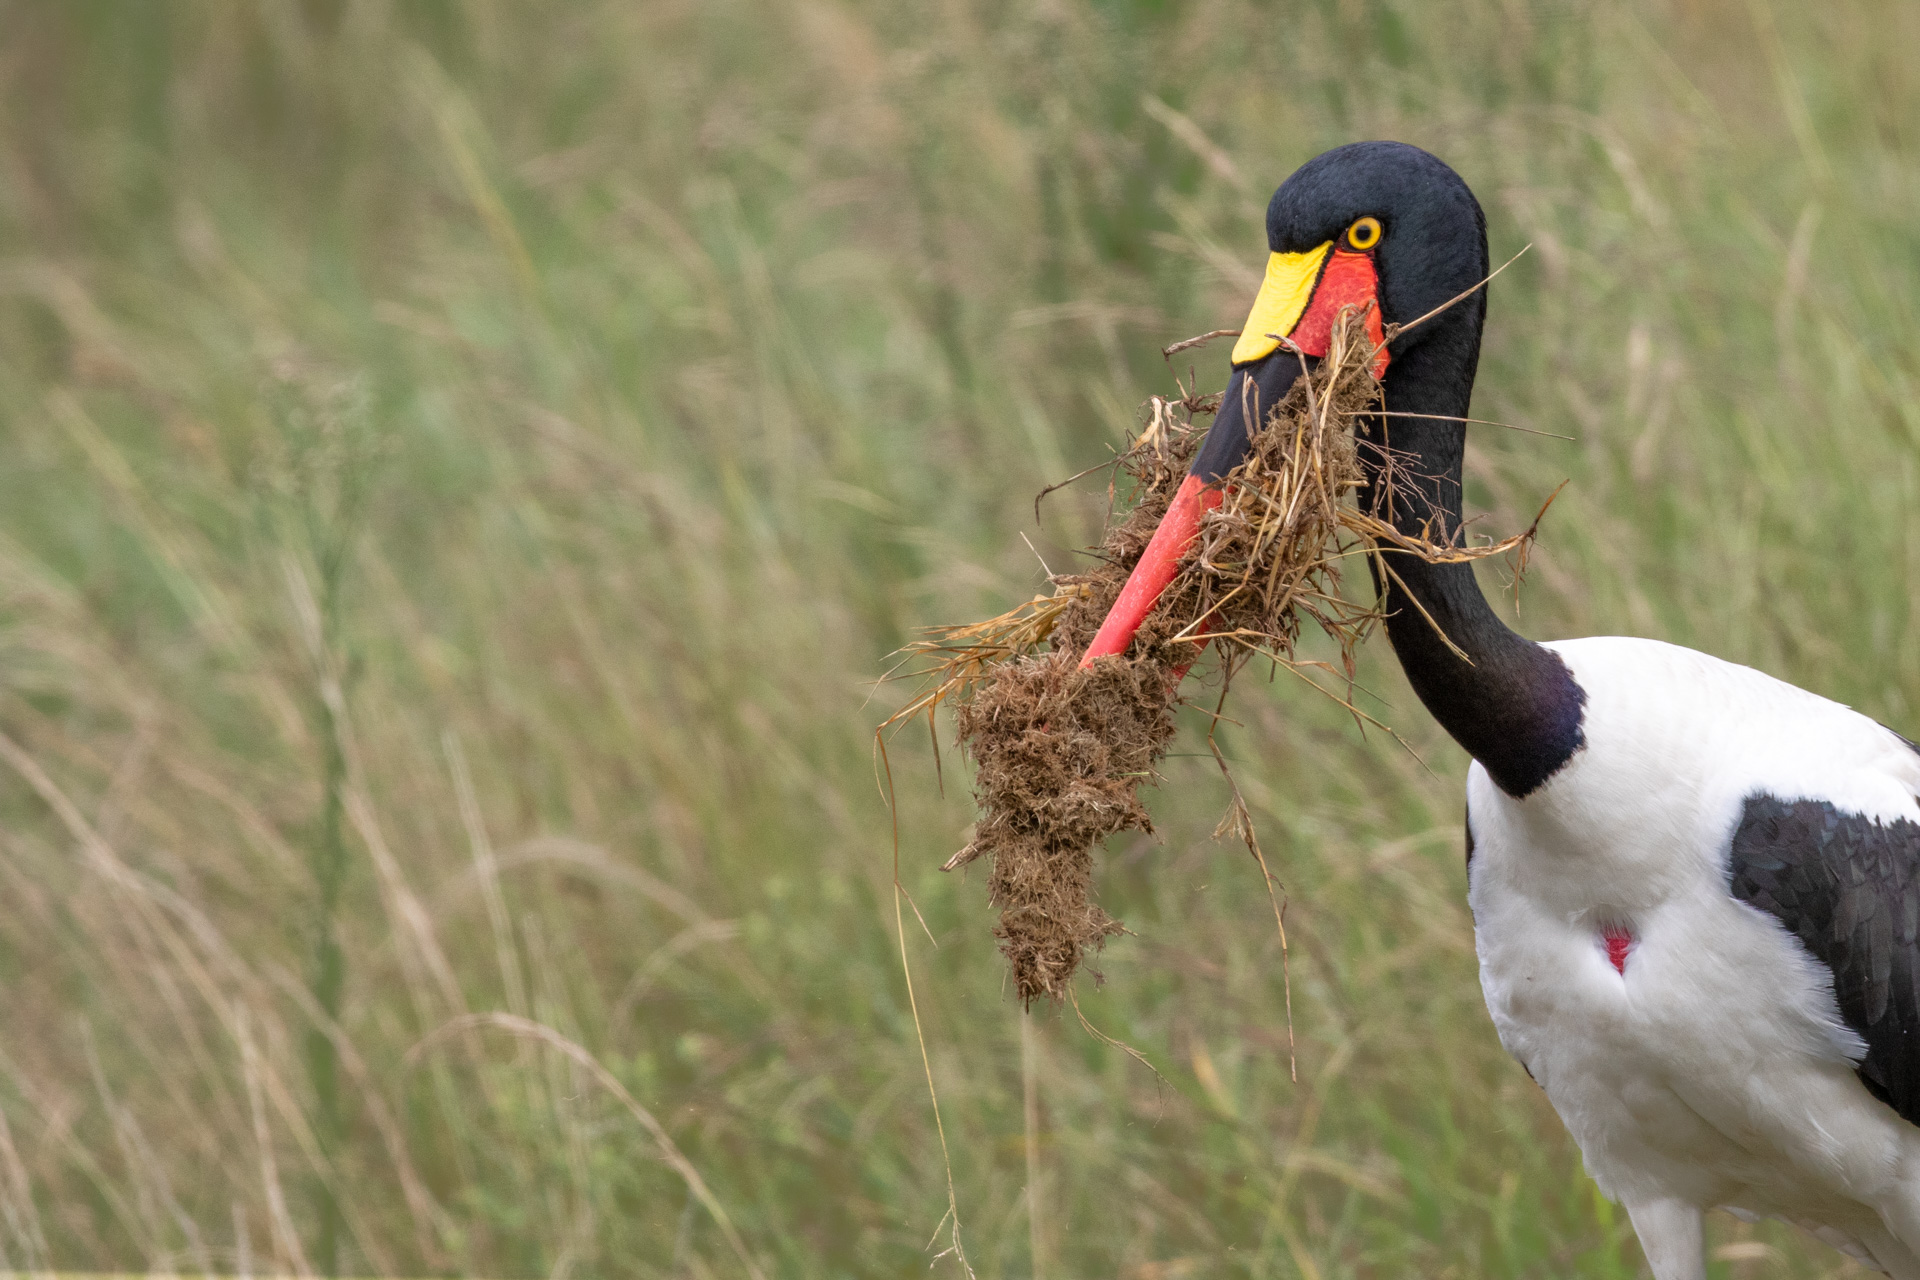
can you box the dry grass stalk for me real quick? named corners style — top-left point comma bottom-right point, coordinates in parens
top-left (887, 310), bottom-right (1543, 1005)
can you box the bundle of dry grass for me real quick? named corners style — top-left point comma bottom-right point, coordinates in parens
top-left (888, 311), bottom-right (1537, 1004)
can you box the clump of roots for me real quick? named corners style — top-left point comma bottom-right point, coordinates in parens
top-left (888, 310), bottom-right (1540, 1004)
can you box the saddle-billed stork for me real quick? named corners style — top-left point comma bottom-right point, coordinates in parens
top-left (1084, 141), bottom-right (1920, 1278)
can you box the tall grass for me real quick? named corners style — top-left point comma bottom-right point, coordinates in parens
top-left (0, 0), bottom-right (1913, 1275)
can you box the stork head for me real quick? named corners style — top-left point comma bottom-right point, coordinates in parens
top-left (1203, 140), bottom-right (1491, 476)
top-left (1081, 141), bottom-right (1491, 664)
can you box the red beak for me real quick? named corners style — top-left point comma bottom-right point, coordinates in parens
top-left (1078, 473), bottom-right (1222, 664)
top-left (1077, 247), bottom-right (1386, 670)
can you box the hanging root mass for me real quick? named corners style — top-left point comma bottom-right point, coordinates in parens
top-left (887, 311), bottom-right (1542, 1005)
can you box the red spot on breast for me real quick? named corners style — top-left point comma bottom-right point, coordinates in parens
top-left (1603, 927), bottom-right (1633, 975)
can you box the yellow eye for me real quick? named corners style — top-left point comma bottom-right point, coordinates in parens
top-left (1346, 216), bottom-right (1382, 251)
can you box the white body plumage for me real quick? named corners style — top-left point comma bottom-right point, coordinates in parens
top-left (1467, 636), bottom-right (1920, 1278)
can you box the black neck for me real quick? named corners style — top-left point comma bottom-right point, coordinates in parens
top-left (1363, 327), bottom-right (1584, 797)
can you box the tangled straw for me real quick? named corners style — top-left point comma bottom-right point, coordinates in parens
top-left (885, 308), bottom-right (1550, 1005)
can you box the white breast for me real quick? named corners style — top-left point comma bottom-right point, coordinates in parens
top-left (1466, 635), bottom-right (1920, 1231)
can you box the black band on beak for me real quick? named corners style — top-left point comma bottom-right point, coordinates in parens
top-left (1190, 349), bottom-right (1309, 483)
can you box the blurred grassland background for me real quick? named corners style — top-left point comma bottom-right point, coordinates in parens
top-left (0, 0), bottom-right (1914, 1276)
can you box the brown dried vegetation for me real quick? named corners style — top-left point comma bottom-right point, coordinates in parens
top-left (891, 312), bottom-right (1540, 1003)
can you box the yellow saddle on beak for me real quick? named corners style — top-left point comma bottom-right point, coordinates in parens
top-left (1230, 241), bottom-right (1333, 366)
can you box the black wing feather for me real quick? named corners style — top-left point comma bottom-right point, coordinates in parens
top-left (1728, 793), bottom-right (1920, 1124)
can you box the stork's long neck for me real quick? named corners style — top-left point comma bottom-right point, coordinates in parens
top-left (1364, 330), bottom-right (1585, 797)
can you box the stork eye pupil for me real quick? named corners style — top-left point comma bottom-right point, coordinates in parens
top-left (1347, 216), bottom-right (1382, 251)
